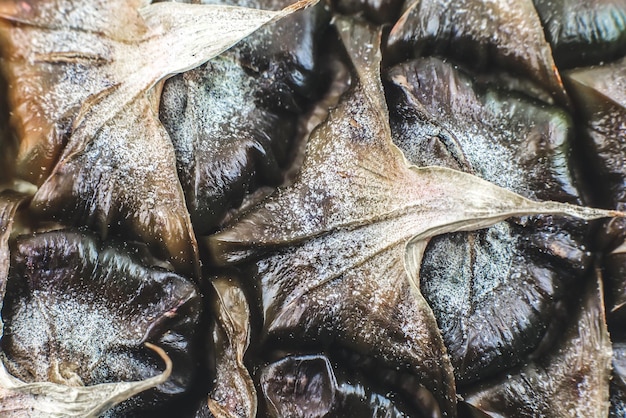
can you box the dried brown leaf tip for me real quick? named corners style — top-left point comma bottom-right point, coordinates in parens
top-left (0, 342), bottom-right (172, 418)
top-left (0, 0), bottom-right (317, 276)
top-left (209, 17), bottom-right (620, 417)
top-left (202, 277), bottom-right (256, 418)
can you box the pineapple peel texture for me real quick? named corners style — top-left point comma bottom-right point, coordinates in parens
top-left (0, 343), bottom-right (172, 418)
top-left (208, 17), bottom-right (622, 417)
top-left (0, 0), bottom-right (319, 277)
top-left (0, 194), bottom-right (173, 416)
top-left (0, 1), bottom-right (622, 417)
top-left (0, 0), bottom-right (317, 414)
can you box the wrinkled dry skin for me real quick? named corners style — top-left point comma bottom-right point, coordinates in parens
top-left (0, 0), bottom-right (149, 186)
top-left (0, 0), bottom-right (626, 416)
top-left (160, 0), bottom-right (329, 234)
top-left (0, 343), bottom-right (172, 418)
top-left (0, 0), bottom-right (317, 276)
top-left (385, 57), bottom-right (592, 382)
top-left (386, 58), bottom-right (579, 202)
top-left (211, 20), bottom-right (457, 416)
top-left (1, 230), bottom-right (201, 415)
top-left (32, 96), bottom-right (200, 277)
top-left (0, 194), bottom-right (178, 417)
top-left (200, 277), bottom-right (256, 418)
top-left (209, 17), bottom-right (618, 418)
top-left (261, 355), bottom-right (338, 418)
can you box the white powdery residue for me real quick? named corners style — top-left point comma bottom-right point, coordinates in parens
top-left (3, 298), bottom-right (52, 381)
top-left (421, 235), bottom-right (472, 317)
top-left (471, 222), bottom-right (518, 300)
top-left (70, 89), bottom-right (188, 216)
top-left (422, 222), bottom-right (519, 318)
top-left (161, 52), bottom-right (262, 200)
top-left (45, 60), bottom-right (112, 124)
top-left (402, 60), bottom-right (545, 197)
top-left (196, 55), bottom-right (258, 146)
top-left (297, 187), bottom-right (328, 234)
top-left (5, 291), bottom-right (134, 382)
top-left (462, 123), bottom-right (526, 193)
top-left (47, 297), bottom-right (128, 357)
top-left (260, 214), bottom-right (417, 331)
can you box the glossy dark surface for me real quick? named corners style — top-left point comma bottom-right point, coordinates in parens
top-left (534, 0), bottom-right (626, 68)
top-left (386, 57), bottom-right (591, 382)
top-left (160, 0), bottom-right (330, 234)
top-left (386, 0), bottom-right (568, 104)
top-left (333, 0), bottom-right (403, 24)
top-left (463, 277), bottom-right (611, 417)
top-left (611, 342), bottom-right (626, 417)
top-left (0, 0), bottom-right (624, 416)
top-left (1, 230), bottom-right (202, 416)
top-left (260, 355), bottom-right (414, 417)
top-left (565, 58), bottom-right (626, 316)
top-left (29, 98), bottom-right (200, 277)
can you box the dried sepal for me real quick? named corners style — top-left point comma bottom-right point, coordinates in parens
top-left (31, 96), bottom-right (200, 276)
top-left (0, 342), bottom-right (172, 418)
top-left (0, 0), bottom-right (317, 275)
top-left (209, 17), bottom-right (619, 417)
top-left (386, 57), bottom-right (592, 382)
top-left (0, 0), bottom-right (149, 185)
top-left (205, 277), bottom-right (256, 418)
top-left (211, 18), bottom-right (457, 416)
top-left (463, 274), bottom-right (612, 417)
top-left (0, 190), bottom-right (27, 332)
top-left (0, 0), bottom-right (317, 183)
top-left (66, 0), bottom-right (319, 147)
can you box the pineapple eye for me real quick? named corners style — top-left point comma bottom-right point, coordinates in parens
top-left (2, 229), bottom-right (201, 416)
top-left (1, 0), bottom-right (626, 416)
